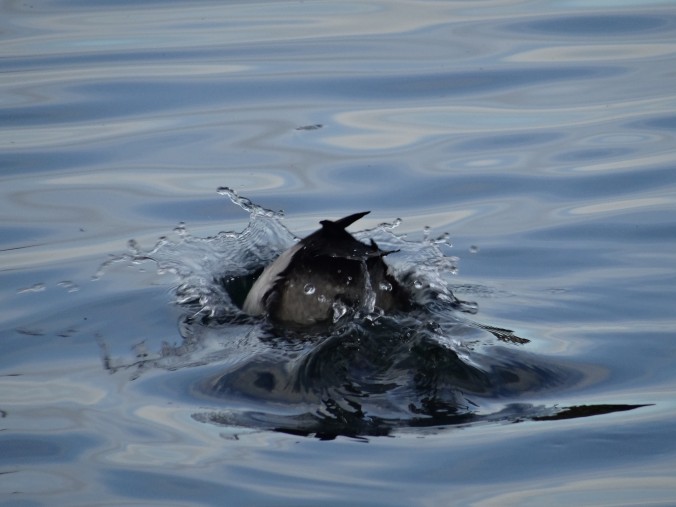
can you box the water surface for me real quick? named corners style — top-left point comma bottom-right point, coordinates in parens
top-left (2, 1), bottom-right (676, 505)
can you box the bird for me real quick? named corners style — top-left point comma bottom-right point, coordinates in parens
top-left (242, 211), bottom-right (409, 326)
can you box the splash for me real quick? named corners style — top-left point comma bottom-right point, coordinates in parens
top-left (95, 188), bottom-right (619, 438)
top-left (95, 187), bottom-right (294, 321)
top-left (96, 186), bottom-right (470, 326)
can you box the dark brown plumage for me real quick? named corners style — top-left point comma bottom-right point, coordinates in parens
top-left (243, 211), bottom-right (408, 326)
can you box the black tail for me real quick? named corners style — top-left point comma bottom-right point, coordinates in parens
top-left (320, 211), bottom-right (370, 231)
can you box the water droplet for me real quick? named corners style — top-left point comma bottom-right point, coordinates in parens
top-left (127, 239), bottom-right (141, 255)
top-left (457, 300), bottom-right (479, 314)
top-left (434, 232), bottom-right (452, 246)
top-left (469, 245), bottom-right (480, 253)
top-left (378, 281), bottom-right (392, 292)
top-left (217, 186), bottom-right (283, 218)
top-left (303, 284), bottom-right (315, 295)
top-left (174, 222), bottom-right (187, 236)
top-left (413, 280), bottom-right (424, 289)
top-left (17, 283), bottom-right (46, 294)
top-left (57, 281), bottom-right (79, 293)
top-left (436, 293), bottom-right (453, 303)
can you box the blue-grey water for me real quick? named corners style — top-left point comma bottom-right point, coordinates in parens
top-left (2, 1), bottom-right (676, 506)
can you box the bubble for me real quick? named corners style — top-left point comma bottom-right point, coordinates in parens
top-left (469, 245), bottom-right (480, 253)
top-left (413, 280), bottom-right (424, 289)
top-left (317, 294), bottom-right (327, 303)
top-left (303, 284), bottom-right (315, 295)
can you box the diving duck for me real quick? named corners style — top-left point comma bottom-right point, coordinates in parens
top-left (243, 211), bottom-right (408, 326)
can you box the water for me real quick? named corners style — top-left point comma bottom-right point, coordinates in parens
top-left (2, 1), bottom-right (676, 505)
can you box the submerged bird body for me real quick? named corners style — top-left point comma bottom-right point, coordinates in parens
top-left (243, 211), bottom-right (407, 326)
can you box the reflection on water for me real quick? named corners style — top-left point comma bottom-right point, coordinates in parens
top-left (2, 0), bottom-right (676, 505)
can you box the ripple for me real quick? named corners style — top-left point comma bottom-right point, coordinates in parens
top-left (1, 0), bottom-right (674, 502)
top-left (94, 190), bottom-right (619, 438)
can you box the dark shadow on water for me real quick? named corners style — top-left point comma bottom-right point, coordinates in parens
top-left (532, 404), bottom-right (651, 421)
top-left (190, 306), bottom-right (647, 439)
top-left (99, 189), bottom-right (653, 439)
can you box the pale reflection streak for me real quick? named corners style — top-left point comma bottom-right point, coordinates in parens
top-left (2, 1), bottom-right (463, 56)
top-left (0, 370), bottom-right (106, 434)
top-left (0, 470), bottom-right (83, 498)
top-left (105, 419), bottom-right (221, 467)
top-left (325, 98), bottom-right (673, 150)
top-left (559, 151), bottom-right (676, 173)
top-left (2, 64), bottom-right (249, 93)
top-left (1, 376), bottom-right (104, 406)
top-left (508, 43), bottom-right (676, 63)
top-left (103, 404), bottom-right (277, 467)
top-left (1, 236), bottom-right (154, 271)
top-left (470, 475), bottom-right (676, 507)
top-left (0, 118), bottom-right (177, 150)
top-left (569, 196), bottom-right (674, 215)
top-left (44, 167), bottom-right (287, 196)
